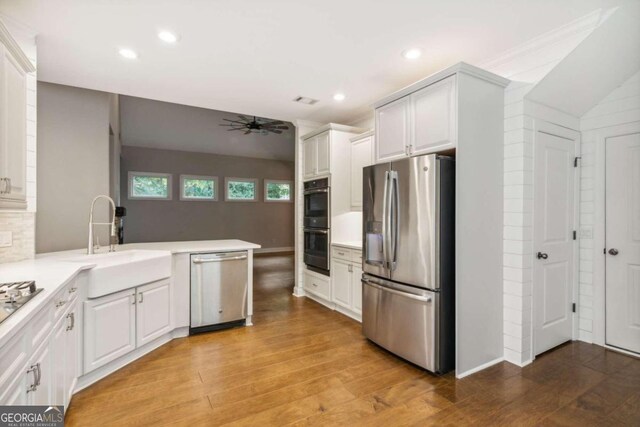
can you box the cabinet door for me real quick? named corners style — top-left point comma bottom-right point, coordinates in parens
top-left (350, 136), bottom-right (373, 209)
top-left (52, 316), bottom-right (66, 406)
top-left (411, 75), bottom-right (456, 155)
top-left (303, 137), bottom-right (316, 179)
top-left (316, 132), bottom-right (330, 175)
top-left (352, 264), bottom-right (363, 315)
top-left (84, 289), bottom-right (136, 373)
top-left (375, 97), bottom-right (410, 163)
top-left (65, 304), bottom-right (79, 405)
top-left (331, 260), bottom-right (352, 309)
top-left (0, 47), bottom-right (27, 206)
top-left (29, 339), bottom-right (52, 406)
top-left (136, 279), bottom-right (172, 347)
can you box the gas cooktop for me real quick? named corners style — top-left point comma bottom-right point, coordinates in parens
top-left (0, 281), bottom-right (42, 325)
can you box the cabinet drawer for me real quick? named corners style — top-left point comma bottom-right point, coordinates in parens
top-left (351, 250), bottom-right (362, 264)
top-left (304, 271), bottom-right (330, 301)
top-left (53, 279), bottom-right (79, 319)
top-left (331, 246), bottom-right (351, 261)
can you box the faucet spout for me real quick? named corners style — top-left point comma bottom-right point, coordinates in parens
top-left (88, 195), bottom-right (117, 254)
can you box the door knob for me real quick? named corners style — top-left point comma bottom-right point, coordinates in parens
top-left (536, 252), bottom-right (548, 260)
top-left (608, 248), bottom-right (619, 256)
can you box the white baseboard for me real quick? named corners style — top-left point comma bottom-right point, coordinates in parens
top-left (292, 286), bottom-right (306, 297)
top-left (604, 344), bottom-right (640, 359)
top-left (254, 247), bottom-right (294, 254)
top-left (334, 305), bottom-right (362, 323)
top-left (455, 356), bottom-right (504, 379)
top-left (303, 291), bottom-right (335, 310)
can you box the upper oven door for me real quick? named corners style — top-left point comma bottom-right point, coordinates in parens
top-left (304, 187), bottom-right (329, 228)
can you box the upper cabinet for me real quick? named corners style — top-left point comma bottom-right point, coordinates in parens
top-left (411, 75), bottom-right (456, 155)
top-left (375, 97), bottom-right (410, 162)
top-left (0, 21), bottom-right (35, 210)
top-left (373, 64), bottom-right (511, 164)
top-left (350, 131), bottom-right (374, 210)
top-left (303, 131), bottom-right (331, 179)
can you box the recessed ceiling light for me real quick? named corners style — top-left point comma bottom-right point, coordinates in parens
top-left (158, 30), bottom-right (178, 43)
top-left (333, 93), bottom-right (346, 102)
top-left (402, 48), bottom-right (422, 60)
top-left (119, 48), bottom-right (138, 59)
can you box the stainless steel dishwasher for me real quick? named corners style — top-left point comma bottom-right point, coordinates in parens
top-left (190, 251), bottom-right (248, 333)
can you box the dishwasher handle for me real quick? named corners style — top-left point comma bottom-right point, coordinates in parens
top-left (192, 254), bottom-right (248, 264)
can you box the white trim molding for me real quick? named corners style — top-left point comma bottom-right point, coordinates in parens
top-left (224, 177), bottom-right (259, 202)
top-left (128, 171), bottom-right (173, 201)
top-left (179, 174), bottom-right (218, 202)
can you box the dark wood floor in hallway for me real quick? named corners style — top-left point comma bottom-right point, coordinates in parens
top-left (66, 253), bottom-right (640, 426)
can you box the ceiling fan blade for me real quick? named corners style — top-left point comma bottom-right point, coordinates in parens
top-left (267, 130), bottom-right (283, 134)
top-left (226, 128), bottom-right (242, 131)
top-left (237, 115), bottom-right (253, 122)
top-left (261, 120), bottom-right (284, 126)
top-left (263, 125), bottom-right (289, 130)
top-left (244, 130), bottom-right (252, 135)
top-left (222, 118), bottom-right (248, 124)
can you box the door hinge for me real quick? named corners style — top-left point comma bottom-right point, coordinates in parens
top-left (572, 303), bottom-right (576, 313)
top-left (573, 230), bottom-right (577, 240)
top-left (574, 157), bottom-right (581, 167)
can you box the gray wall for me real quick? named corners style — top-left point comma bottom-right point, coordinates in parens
top-left (37, 82), bottom-right (111, 253)
top-left (120, 146), bottom-right (294, 249)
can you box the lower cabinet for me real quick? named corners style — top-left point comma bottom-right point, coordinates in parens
top-left (303, 270), bottom-right (331, 301)
top-left (0, 281), bottom-right (79, 409)
top-left (330, 246), bottom-right (363, 320)
top-left (84, 289), bottom-right (136, 373)
top-left (84, 279), bottom-right (172, 373)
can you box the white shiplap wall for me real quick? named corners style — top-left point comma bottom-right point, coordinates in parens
top-left (578, 71), bottom-right (640, 344)
top-left (482, 9), bottom-right (607, 366)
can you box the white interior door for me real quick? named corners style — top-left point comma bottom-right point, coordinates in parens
top-left (533, 124), bottom-right (578, 355)
top-left (606, 132), bottom-right (640, 354)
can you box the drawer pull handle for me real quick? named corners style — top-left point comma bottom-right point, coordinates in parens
top-left (68, 287), bottom-right (77, 293)
top-left (56, 300), bottom-right (67, 308)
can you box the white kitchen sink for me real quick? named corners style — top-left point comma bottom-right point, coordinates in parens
top-left (63, 250), bottom-right (172, 298)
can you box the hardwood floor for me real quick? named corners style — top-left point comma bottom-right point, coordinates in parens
top-left (66, 253), bottom-right (640, 426)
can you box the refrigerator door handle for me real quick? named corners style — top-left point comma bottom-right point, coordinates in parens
top-left (381, 170), bottom-right (390, 270)
top-left (362, 279), bottom-right (433, 303)
top-left (390, 170), bottom-right (399, 270)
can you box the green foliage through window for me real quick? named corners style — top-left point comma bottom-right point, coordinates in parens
top-left (266, 182), bottom-right (291, 201)
top-left (227, 180), bottom-right (256, 200)
top-left (132, 175), bottom-right (169, 198)
top-left (183, 178), bottom-right (215, 199)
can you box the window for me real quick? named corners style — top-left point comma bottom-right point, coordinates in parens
top-left (225, 177), bottom-right (258, 202)
top-left (128, 172), bottom-right (172, 200)
top-left (264, 180), bottom-right (293, 202)
top-left (180, 175), bottom-right (218, 201)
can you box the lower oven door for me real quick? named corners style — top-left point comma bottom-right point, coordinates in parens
top-left (303, 228), bottom-right (329, 270)
top-left (362, 275), bottom-right (438, 372)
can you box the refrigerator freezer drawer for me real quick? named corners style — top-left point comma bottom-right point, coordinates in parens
top-left (362, 277), bottom-right (438, 372)
top-left (190, 252), bottom-right (248, 330)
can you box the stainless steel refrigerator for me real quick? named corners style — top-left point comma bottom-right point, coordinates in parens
top-left (362, 154), bottom-right (455, 374)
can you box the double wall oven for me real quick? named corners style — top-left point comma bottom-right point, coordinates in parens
top-left (303, 178), bottom-right (330, 275)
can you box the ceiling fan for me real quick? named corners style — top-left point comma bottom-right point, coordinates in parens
top-left (219, 115), bottom-right (289, 135)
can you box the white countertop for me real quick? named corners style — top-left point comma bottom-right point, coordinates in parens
top-left (1, 239), bottom-right (260, 348)
top-left (332, 241), bottom-right (362, 250)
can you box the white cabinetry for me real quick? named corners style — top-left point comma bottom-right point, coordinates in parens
top-left (375, 97), bottom-right (410, 162)
top-left (303, 269), bottom-right (330, 301)
top-left (84, 288), bottom-right (136, 372)
top-left (375, 75), bottom-right (457, 163)
top-left (303, 131), bottom-right (332, 179)
top-left (0, 20), bottom-right (35, 209)
top-left (0, 277), bottom-right (80, 410)
top-left (330, 245), bottom-right (363, 320)
top-left (349, 131), bottom-right (374, 209)
top-left (84, 279), bottom-right (172, 373)
top-left (136, 280), bottom-right (172, 347)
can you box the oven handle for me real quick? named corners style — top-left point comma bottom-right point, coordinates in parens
top-left (304, 228), bottom-right (328, 234)
top-left (304, 188), bottom-right (329, 195)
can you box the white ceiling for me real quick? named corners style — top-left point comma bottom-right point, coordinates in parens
top-left (0, 0), bottom-right (630, 124)
top-left (120, 96), bottom-right (295, 160)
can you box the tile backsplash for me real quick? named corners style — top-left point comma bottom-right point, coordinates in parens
top-left (0, 212), bottom-right (35, 263)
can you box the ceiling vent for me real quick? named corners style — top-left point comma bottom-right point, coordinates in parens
top-left (292, 96), bottom-right (319, 105)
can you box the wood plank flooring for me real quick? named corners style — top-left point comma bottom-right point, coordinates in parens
top-left (66, 253), bottom-right (640, 426)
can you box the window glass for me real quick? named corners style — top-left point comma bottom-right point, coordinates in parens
top-left (182, 176), bottom-right (217, 200)
top-left (129, 173), bottom-right (171, 199)
top-left (265, 181), bottom-right (292, 201)
top-left (226, 179), bottom-right (257, 201)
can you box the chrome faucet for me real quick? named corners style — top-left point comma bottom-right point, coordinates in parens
top-left (87, 195), bottom-right (117, 254)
